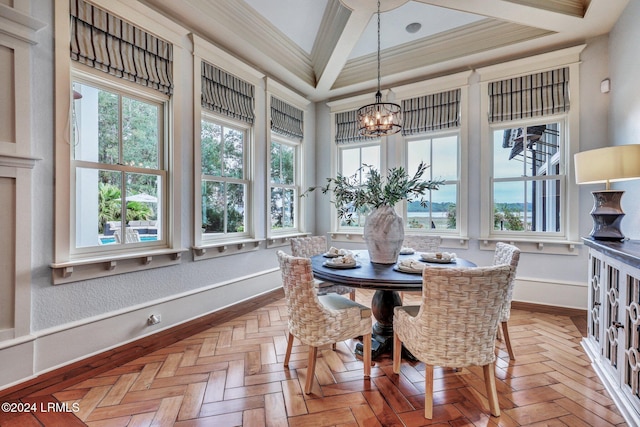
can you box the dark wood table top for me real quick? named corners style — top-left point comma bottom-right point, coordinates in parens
top-left (311, 250), bottom-right (477, 292)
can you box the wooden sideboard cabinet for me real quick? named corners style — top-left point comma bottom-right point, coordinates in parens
top-left (583, 238), bottom-right (640, 425)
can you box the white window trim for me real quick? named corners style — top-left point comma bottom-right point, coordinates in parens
top-left (394, 72), bottom-right (472, 244)
top-left (268, 136), bottom-right (301, 236)
top-left (192, 35), bottom-right (265, 260)
top-left (477, 45), bottom-right (585, 254)
top-left (51, 0), bottom-right (187, 284)
top-left (265, 78), bottom-right (310, 247)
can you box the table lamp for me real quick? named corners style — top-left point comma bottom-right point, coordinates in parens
top-left (574, 144), bottom-right (640, 241)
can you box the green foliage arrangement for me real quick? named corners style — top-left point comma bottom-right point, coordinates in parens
top-left (305, 162), bottom-right (443, 225)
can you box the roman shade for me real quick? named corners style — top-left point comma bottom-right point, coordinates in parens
top-left (401, 89), bottom-right (461, 135)
top-left (271, 96), bottom-right (303, 139)
top-left (335, 109), bottom-right (377, 144)
top-left (70, 0), bottom-right (173, 95)
top-left (201, 61), bottom-right (255, 124)
top-left (489, 67), bottom-right (569, 123)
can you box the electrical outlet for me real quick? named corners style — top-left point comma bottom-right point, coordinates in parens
top-left (147, 314), bottom-right (161, 325)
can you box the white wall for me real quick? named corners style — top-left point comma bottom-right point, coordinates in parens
top-left (609, 0), bottom-right (640, 239)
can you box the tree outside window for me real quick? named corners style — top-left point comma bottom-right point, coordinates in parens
top-left (201, 119), bottom-right (248, 236)
top-left (270, 139), bottom-right (297, 231)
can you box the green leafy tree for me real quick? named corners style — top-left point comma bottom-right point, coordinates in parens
top-left (494, 204), bottom-right (524, 231)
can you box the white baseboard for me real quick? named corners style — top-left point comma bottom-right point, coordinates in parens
top-left (513, 276), bottom-right (587, 310)
top-left (0, 269), bottom-right (281, 392)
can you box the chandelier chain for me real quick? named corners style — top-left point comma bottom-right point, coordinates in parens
top-left (376, 0), bottom-right (381, 95)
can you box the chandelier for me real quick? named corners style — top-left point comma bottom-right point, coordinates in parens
top-left (357, 0), bottom-right (402, 137)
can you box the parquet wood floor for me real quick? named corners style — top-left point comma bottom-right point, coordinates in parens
top-left (0, 289), bottom-right (628, 426)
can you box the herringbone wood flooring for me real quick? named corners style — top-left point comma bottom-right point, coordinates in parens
top-left (0, 289), bottom-right (628, 426)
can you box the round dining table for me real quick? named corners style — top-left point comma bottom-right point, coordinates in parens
top-left (311, 249), bottom-right (477, 359)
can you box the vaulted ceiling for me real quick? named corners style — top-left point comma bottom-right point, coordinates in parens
top-left (141, 0), bottom-right (628, 101)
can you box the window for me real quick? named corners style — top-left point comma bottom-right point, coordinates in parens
top-left (201, 117), bottom-right (249, 238)
top-left (405, 133), bottom-right (459, 232)
top-left (72, 79), bottom-right (166, 252)
top-left (477, 53), bottom-right (582, 248)
top-left (269, 138), bottom-right (299, 232)
top-left (491, 121), bottom-right (563, 235)
top-left (337, 142), bottom-right (381, 228)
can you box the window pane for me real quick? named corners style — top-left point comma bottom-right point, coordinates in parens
top-left (281, 144), bottom-right (294, 185)
top-left (202, 121), bottom-right (222, 176)
top-left (361, 145), bottom-right (380, 172)
top-left (270, 187), bottom-right (294, 230)
top-left (125, 173), bottom-right (161, 240)
top-left (122, 97), bottom-right (159, 169)
top-left (530, 178), bottom-right (561, 232)
top-left (493, 181), bottom-right (526, 231)
top-left (407, 185), bottom-right (457, 230)
top-left (77, 168), bottom-right (121, 247)
top-left (341, 147), bottom-right (361, 179)
top-left (226, 183), bottom-right (245, 233)
top-left (202, 181), bottom-right (224, 233)
top-left (224, 127), bottom-right (244, 179)
top-left (493, 129), bottom-right (525, 179)
top-left (270, 142), bottom-right (282, 184)
top-left (73, 83), bottom-right (119, 164)
top-left (432, 136), bottom-right (457, 181)
top-left (407, 139), bottom-right (431, 176)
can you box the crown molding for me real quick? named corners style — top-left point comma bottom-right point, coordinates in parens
top-left (0, 4), bottom-right (46, 45)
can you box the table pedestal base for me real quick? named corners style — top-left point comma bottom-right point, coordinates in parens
top-left (353, 289), bottom-right (416, 360)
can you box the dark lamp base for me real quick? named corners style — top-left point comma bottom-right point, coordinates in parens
top-left (589, 190), bottom-right (625, 241)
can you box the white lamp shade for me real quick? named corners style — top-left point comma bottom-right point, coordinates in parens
top-left (574, 144), bottom-right (640, 185)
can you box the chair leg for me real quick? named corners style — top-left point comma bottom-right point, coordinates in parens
top-left (483, 363), bottom-right (500, 417)
top-left (304, 346), bottom-right (318, 394)
top-left (501, 321), bottom-right (515, 360)
top-left (363, 333), bottom-right (371, 378)
top-left (393, 333), bottom-right (402, 374)
top-left (424, 365), bottom-right (434, 419)
top-left (284, 332), bottom-right (294, 367)
top-left (349, 289), bottom-right (356, 301)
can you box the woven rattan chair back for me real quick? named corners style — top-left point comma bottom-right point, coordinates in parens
top-left (492, 242), bottom-right (521, 360)
top-left (290, 235), bottom-right (328, 258)
top-left (290, 236), bottom-right (355, 300)
top-left (276, 251), bottom-right (371, 393)
top-left (393, 264), bottom-right (512, 418)
top-left (402, 235), bottom-right (441, 252)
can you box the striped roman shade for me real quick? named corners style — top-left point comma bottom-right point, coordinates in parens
top-left (271, 97), bottom-right (303, 139)
top-left (489, 67), bottom-right (570, 123)
top-left (70, 0), bottom-right (173, 95)
top-left (201, 61), bottom-right (255, 124)
top-left (401, 89), bottom-right (461, 135)
top-left (335, 110), bottom-right (377, 144)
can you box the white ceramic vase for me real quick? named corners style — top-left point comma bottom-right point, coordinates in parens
top-left (363, 205), bottom-right (404, 264)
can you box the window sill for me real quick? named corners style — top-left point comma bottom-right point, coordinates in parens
top-left (266, 232), bottom-right (311, 249)
top-left (192, 238), bottom-right (264, 261)
top-left (51, 248), bottom-right (188, 285)
top-left (479, 237), bottom-right (582, 255)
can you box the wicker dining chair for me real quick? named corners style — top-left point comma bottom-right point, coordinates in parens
top-left (277, 251), bottom-right (372, 394)
top-left (402, 235), bottom-right (441, 252)
top-left (290, 236), bottom-right (356, 301)
top-left (492, 242), bottom-right (521, 361)
top-left (393, 264), bottom-right (512, 419)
